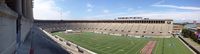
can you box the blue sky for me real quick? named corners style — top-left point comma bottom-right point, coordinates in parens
top-left (33, 0), bottom-right (200, 23)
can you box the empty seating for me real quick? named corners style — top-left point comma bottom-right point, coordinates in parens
top-left (35, 20), bottom-right (173, 36)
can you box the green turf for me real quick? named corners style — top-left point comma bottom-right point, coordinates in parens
top-left (52, 32), bottom-right (193, 54)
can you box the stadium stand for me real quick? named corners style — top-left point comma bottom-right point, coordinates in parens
top-left (35, 19), bottom-right (173, 37)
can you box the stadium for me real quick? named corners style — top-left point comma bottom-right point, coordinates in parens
top-left (35, 17), bottom-right (173, 37)
top-left (1, 0), bottom-right (200, 54)
top-left (33, 18), bottom-right (193, 54)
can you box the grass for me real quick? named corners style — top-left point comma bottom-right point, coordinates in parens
top-left (52, 32), bottom-right (193, 54)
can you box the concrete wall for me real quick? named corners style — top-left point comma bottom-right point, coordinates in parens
top-left (20, 18), bottom-right (33, 42)
top-left (39, 28), bottom-right (96, 54)
top-left (0, 3), bottom-right (18, 54)
top-left (0, 0), bottom-right (33, 54)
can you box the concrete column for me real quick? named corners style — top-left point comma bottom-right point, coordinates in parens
top-left (27, 0), bottom-right (30, 18)
top-left (0, 0), bottom-right (5, 3)
top-left (165, 21), bottom-right (167, 24)
top-left (155, 21), bottom-right (157, 24)
top-left (22, 0), bottom-right (27, 17)
top-left (197, 28), bottom-right (200, 33)
top-left (16, 0), bottom-right (22, 15)
top-left (27, 0), bottom-right (33, 18)
top-left (0, 0), bottom-right (5, 7)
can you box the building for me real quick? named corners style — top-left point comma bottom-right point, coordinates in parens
top-left (197, 27), bottom-right (200, 40)
top-left (0, 0), bottom-right (33, 54)
top-left (173, 23), bottom-right (184, 34)
top-left (117, 17), bottom-right (143, 20)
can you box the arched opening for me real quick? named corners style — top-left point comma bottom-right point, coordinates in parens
top-left (143, 31), bottom-right (146, 33)
top-left (135, 31), bottom-right (138, 33)
top-left (121, 30), bottom-right (124, 32)
top-left (5, 0), bottom-right (17, 11)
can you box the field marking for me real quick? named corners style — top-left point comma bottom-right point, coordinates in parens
top-left (69, 34), bottom-right (113, 54)
top-left (133, 40), bottom-right (150, 54)
top-left (95, 37), bottom-right (124, 50)
top-left (131, 41), bottom-right (147, 54)
top-left (153, 39), bottom-right (159, 54)
top-left (71, 34), bottom-right (115, 48)
top-left (110, 38), bottom-right (141, 53)
top-left (125, 40), bottom-right (147, 54)
top-left (112, 39), bottom-right (141, 54)
top-left (77, 42), bottom-right (111, 54)
top-left (63, 33), bottom-right (135, 54)
top-left (140, 41), bottom-right (157, 54)
top-left (58, 33), bottom-right (110, 48)
top-left (89, 35), bottom-right (121, 48)
top-left (84, 38), bottom-right (117, 49)
top-left (162, 38), bottom-right (165, 54)
top-left (172, 38), bottom-right (193, 54)
top-left (168, 38), bottom-right (175, 54)
top-left (98, 37), bottom-right (133, 50)
top-left (135, 41), bottom-right (149, 54)
top-left (108, 40), bottom-right (136, 53)
top-left (54, 32), bottom-right (193, 54)
top-left (100, 38), bottom-right (131, 51)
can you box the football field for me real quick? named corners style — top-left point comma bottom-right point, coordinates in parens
top-left (52, 32), bottom-right (193, 54)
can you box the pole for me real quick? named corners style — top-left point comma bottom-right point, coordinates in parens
top-left (15, 0), bottom-right (22, 53)
top-left (16, 15), bottom-right (21, 54)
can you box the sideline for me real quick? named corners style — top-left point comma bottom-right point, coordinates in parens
top-left (41, 29), bottom-right (97, 54)
top-left (178, 35), bottom-right (198, 54)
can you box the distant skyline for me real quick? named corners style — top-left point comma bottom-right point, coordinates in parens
top-left (33, 0), bottom-right (200, 23)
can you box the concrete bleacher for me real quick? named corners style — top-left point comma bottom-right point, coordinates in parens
top-left (123, 23), bottom-right (132, 33)
top-left (32, 20), bottom-right (174, 54)
top-left (35, 20), bottom-right (173, 37)
top-left (146, 24), bottom-right (153, 35)
top-left (162, 24), bottom-right (170, 36)
top-left (105, 23), bottom-right (114, 33)
top-left (132, 24), bottom-right (140, 35)
top-left (98, 23), bottom-right (107, 32)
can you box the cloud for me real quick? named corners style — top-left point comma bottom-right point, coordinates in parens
top-left (86, 3), bottom-right (93, 8)
top-left (87, 9), bottom-right (92, 12)
top-left (84, 12), bottom-right (126, 20)
top-left (153, 0), bottom-right (165, 5)
top-left (127, 8), bottom-right (133, 11)
top-left (125, 11), bottom-right (200, 23)
top-left (86, 3), bottom-right (94, 12)
top-left (152, 0), bottom-right (200, 11)
top-left (152, 4), bottom-right (200, 10)
top-left (84, 11), bottom-right (200, 23)
top-left (33, 0), bottom-right (71, 20)
top-left (103, 9), bottom-right (109, 13)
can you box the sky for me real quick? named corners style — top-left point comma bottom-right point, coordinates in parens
top-left (33, 0), bottom-right (200, 23)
